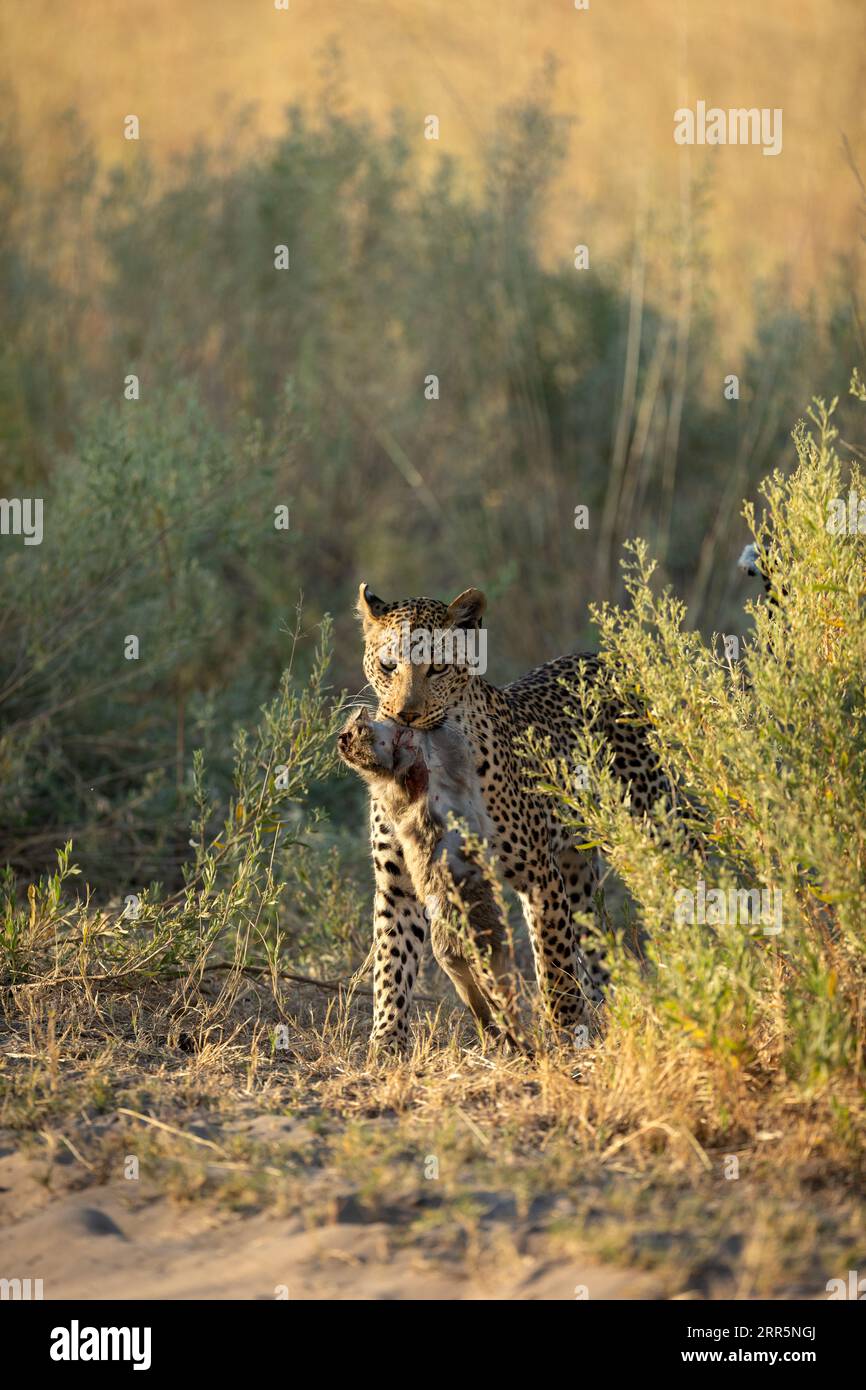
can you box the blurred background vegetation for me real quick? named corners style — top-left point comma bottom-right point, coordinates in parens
top-left (0, 3), bottom-right (864, 898)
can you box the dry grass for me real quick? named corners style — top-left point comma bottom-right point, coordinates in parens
top-left (2, 955), bottom-right (863, 1299)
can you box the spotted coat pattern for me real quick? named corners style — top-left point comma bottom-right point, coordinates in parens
top-left (357, 584), bottom-right (672, 1053)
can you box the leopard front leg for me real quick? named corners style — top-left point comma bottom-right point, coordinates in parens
top-left (558, 845), bottom-right (609, 1001)
top-left (368, 797), bottom-right (427, 1057)
top-left (517, 853), bottom-right (596, 1031)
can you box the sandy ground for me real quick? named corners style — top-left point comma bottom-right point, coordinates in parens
top-left (0, 1139), bottom-right (663, 1301)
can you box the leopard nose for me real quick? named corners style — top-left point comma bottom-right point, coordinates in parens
top-left (397, 709), bottom-right (421, 725)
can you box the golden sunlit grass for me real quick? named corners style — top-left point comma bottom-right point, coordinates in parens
top-left (2, 930), bottom-right (863, 1299)
top-left (2, 0), bottom-right (864, 354)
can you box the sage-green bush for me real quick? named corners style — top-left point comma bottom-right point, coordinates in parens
top-left (532, 378), bottom-right (866, 1085)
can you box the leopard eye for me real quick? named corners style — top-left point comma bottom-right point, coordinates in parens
top-left (428, 662), bottom-right (447, 677)
top-left (379, 657), bottom-right (397, 676)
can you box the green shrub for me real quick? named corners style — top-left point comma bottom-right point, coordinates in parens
top-left (532, 381), bottom-right (866, 1086)
top-left (0, 619), bottom-right (345, 988)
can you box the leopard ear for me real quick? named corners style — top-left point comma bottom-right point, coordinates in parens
top-left (356, 582), bottom-right (389, 636)
top-left (446, 587), bottom-right (486, 629)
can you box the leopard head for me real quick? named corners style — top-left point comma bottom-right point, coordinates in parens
top-left (356, 583), bottom-right (487, 730)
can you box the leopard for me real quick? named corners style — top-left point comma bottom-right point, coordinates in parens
top-left (356, 582), bottom-right (674, 1055)
top-left (336, 707), bottom-right (523, 1047)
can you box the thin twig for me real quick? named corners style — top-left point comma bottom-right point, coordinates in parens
top-left (3, 960), bottom-right (437, 1005)
top-left (116, 1107), bottom-right (228, 1156)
